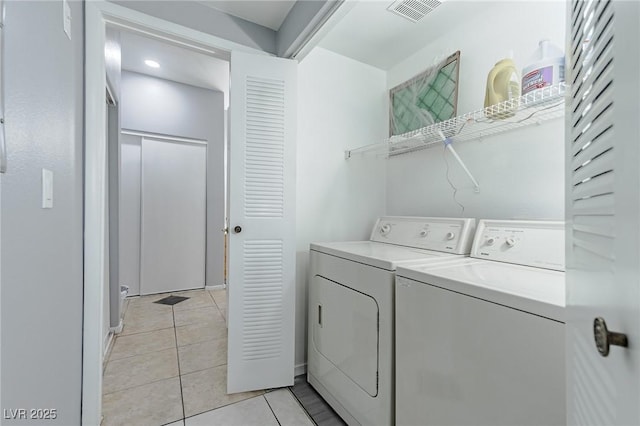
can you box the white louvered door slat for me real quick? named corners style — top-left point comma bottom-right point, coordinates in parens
top-left (227, 51), bottom-right (297, 393)
top-left (566, 1), bottom-right (640, 425)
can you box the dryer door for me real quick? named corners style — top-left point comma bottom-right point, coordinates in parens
top-left (312, 276), bottom-right (379, 396)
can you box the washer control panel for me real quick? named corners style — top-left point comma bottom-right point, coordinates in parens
top-left (370, 216), bottom-right (476, 254)
top-left (471, 220), bottom-right (565, 271)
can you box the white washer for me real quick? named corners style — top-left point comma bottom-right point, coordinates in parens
top-left (395, 220), bottom-right (566, 426)
top-left (307, 216), bottom-right (477, 426)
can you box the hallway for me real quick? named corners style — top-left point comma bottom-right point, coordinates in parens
top-left (102, 289), bottom-right (313, 425)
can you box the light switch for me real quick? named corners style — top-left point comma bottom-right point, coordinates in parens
top-left (63, 0), bottom-right (71, 40)
top-left (42, 169), bottom-right (53, 209)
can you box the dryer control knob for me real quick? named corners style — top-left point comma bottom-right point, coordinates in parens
top-left (380, 224), bottom-right (391, 235)
top-left (485, 237), bottom-right (496, 246)
top-left (505, 237), bottom-right (516, 247)
top-left (446, 232), bottom-right (456, 240)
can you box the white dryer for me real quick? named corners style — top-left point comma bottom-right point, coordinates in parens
top-left (395, 220), bottom-right (566, 426)
top-left (307, 216), bottom-right (476, 426)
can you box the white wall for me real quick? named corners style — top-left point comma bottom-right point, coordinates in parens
top-left (120, 71), bottom-right (226, 292)
top-left (119, 134), bottom-right (142, 295)
top-left (385, 1), bottom-right (567, 220)
top-left (1, 2), bottom-right (84, 423)
top-left (121, 71), bottom-right (223, 141)
top-left (296, 47), bottom-right (388, 370)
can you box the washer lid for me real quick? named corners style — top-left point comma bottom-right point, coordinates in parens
top-left (396, 258), bottom-right (565, 322)
top-left (310, 241), bottom-right (458, 271)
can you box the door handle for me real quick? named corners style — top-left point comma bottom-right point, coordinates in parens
top-left (233, 225), bottom-right (242, 234)
top-left (594, 317), bottom-right (628, 357)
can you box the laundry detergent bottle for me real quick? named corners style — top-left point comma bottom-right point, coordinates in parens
top-left (484, 56), bottom-right (520, 118)
top-left (521, 39), bottom-right (565, 95)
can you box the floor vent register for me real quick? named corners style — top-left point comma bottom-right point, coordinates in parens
top-left (154, 295), bottom-right (190, 306)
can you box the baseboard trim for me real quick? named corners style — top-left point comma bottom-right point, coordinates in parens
top-left (103, 331), bottom-right (115, 362)
top-left (205, 284), bottom-right (226, 291)
top-left (110, 319), bottom-right (123, 335)
top-left (294, 363), bottom-right (307, 377)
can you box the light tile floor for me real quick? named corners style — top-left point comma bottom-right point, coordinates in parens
top-left (102, 289), bottom-right (313, 426)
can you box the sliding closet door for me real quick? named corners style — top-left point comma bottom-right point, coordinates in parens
top-left (140, 137), bottom-right (207, 295)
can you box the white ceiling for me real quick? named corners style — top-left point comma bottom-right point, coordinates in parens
top-left (197, 0), bottom-right (296, 31)
top-left (118, 1), bottom-right (488, 109)
top-left (120, 30), bottom-right (230, 108)
top-left (318, 0), bottom-right (489, 70)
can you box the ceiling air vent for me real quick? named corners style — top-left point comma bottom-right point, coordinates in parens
top-left (387, 0), bottom-right (442, 23)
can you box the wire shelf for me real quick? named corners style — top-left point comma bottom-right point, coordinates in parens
top-left (345, 83), bottom-right (568, 159)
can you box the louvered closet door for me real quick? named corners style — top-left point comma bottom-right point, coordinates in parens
top-left (227, 51), bottom-right (297, 393)
top-left (566, 1), bottom-right (640, 424)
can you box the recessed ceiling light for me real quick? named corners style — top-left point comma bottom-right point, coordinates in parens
top-left (145, 59), bottom-right (160, 68)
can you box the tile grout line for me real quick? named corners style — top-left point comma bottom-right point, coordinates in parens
top-left (107, 331), bottom-right (177, 363)
top-left (182, 393), bottom-right (266, 422)
top-left (107, 291), bottom-right (216, 425)
top-left (106, 347), bottom-right (178, 365)
top-left (173, 305), bottom-right (187, 422)
top-left (113, 290), bottom-right (232, 425)
top-left (102, 374), bottom-right (182, 398)
top-left (102, 324), bottom-right (181, 394)
top-left (285, 388), bottom-right (318, 425)
top-left (263, 394), bottom-right (283, 426)
top-left (104, 313), bottom-right (179, 395)
top-left (118, 326), bottom-right (174, 338)
top-left (207, 289), bottom-right (226, 316)
top-left (207, 290), bottom-right (222, 313)
top-left (288, 385), bottom-right (321, 426)
top-left (175, 360), bottom-right (228, 378)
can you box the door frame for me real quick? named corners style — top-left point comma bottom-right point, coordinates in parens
top-left (84, 2), bottom-right (270, 424)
